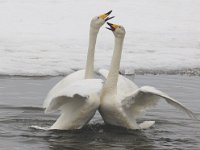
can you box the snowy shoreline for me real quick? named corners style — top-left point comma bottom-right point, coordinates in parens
top-left (0, 0), bottom-right (200, 76)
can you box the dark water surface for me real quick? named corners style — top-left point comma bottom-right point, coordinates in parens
top-left (0, 75), bottom-right (200, 150)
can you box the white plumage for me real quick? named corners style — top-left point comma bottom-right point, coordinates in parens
top-left (43, 70), bottom-right (85, 110)
top-left (48, 79), bottom-right (103, 130)
top-left (99, 23), bottom-right (198, 130)
top-left (43, 11), bottom-right (113, 130)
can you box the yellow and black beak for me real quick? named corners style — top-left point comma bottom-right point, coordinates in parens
top-left (106, 22), bottom-right (120, 31)
top-left (98, 10), bottom-right (115, 22)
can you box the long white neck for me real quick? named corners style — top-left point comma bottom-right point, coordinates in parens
top-left (103, 36), bottom-right (124, 93)
top-left (84, 27), bottom-right (99, 79)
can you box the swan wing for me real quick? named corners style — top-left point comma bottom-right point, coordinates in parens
top-left (43, 70), bottom-right (85, 108)
top-left (98, 69), bottom-right (138, 94)
top-left (44, 79), bottom-right (103, 113)
top-left (121, 86), bottom-right (198, 120)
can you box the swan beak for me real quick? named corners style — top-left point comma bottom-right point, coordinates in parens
top-left (99, 10), bottom-right (115, 22)
top-left (106, 22), bottom-right (120, 31)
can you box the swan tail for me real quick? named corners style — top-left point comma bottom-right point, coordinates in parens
top-left (138, 121), bottom-right (155, 129)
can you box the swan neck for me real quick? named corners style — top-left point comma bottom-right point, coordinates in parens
top-left (104, 36), bottom-right (124, 92)
top-left (84, 27), bottom-right (99, 79)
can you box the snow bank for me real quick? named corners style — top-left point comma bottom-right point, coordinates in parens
top-left (0, 0), bottom-right (200, 76)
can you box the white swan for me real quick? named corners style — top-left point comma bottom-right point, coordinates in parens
top-left (43, 11), bottom-right (114, 130)
top-left (99, 22), bottom-right (198, 130)
top-left (43, 11), bottom-right (114, 109)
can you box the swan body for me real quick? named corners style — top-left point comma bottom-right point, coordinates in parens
top-left (43, 11), bottom-right (113, 130)
top-left (48, 79), bottom-right (103, 130)
top-left (99, 23), bottom-right (198, 130)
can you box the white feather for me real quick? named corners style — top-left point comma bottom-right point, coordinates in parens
top-left (98, 68), bottom-right (138, 95)
top-left (99, 25), bottom-right (198, 130)
top-left (123, 86), bottom-right (198, 120)
top-left (46, 79), bottom-right (103, 130)
top-left (138, 121), bottom-right (155, 129)
top-left (45, 79), bottom-right (103, 113)
top-left (43, 70), bottom-right (85, 109)
top-left (42, 11), bottom-right (113, 129)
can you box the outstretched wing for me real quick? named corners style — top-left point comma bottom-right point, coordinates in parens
top-left (44, 79), bottom-right (103, 113)
top-left (121, 86), bottom-right (198, 120)
top-left (43, 70), bottom-right (85, 108)
top-left (98, 69), bottom-right (138, 94)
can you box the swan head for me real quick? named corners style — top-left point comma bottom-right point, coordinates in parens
top-left (106, 22), bottom-right (126, 38)
top-left (90, 10), bottom-right (114, 30)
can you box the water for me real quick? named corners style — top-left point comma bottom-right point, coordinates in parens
top-left (0, 75), bottom-right (200, 150)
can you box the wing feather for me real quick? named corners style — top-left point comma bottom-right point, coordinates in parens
top-left (43, 70), bottom-right (85, 108)
top-left (122, 86), bottom-right (198, 120)
top-left (44, 79), bottom-right (103, 113)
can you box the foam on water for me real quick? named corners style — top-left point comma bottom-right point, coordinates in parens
top-left (0, 0), bottom-right (200, 76)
